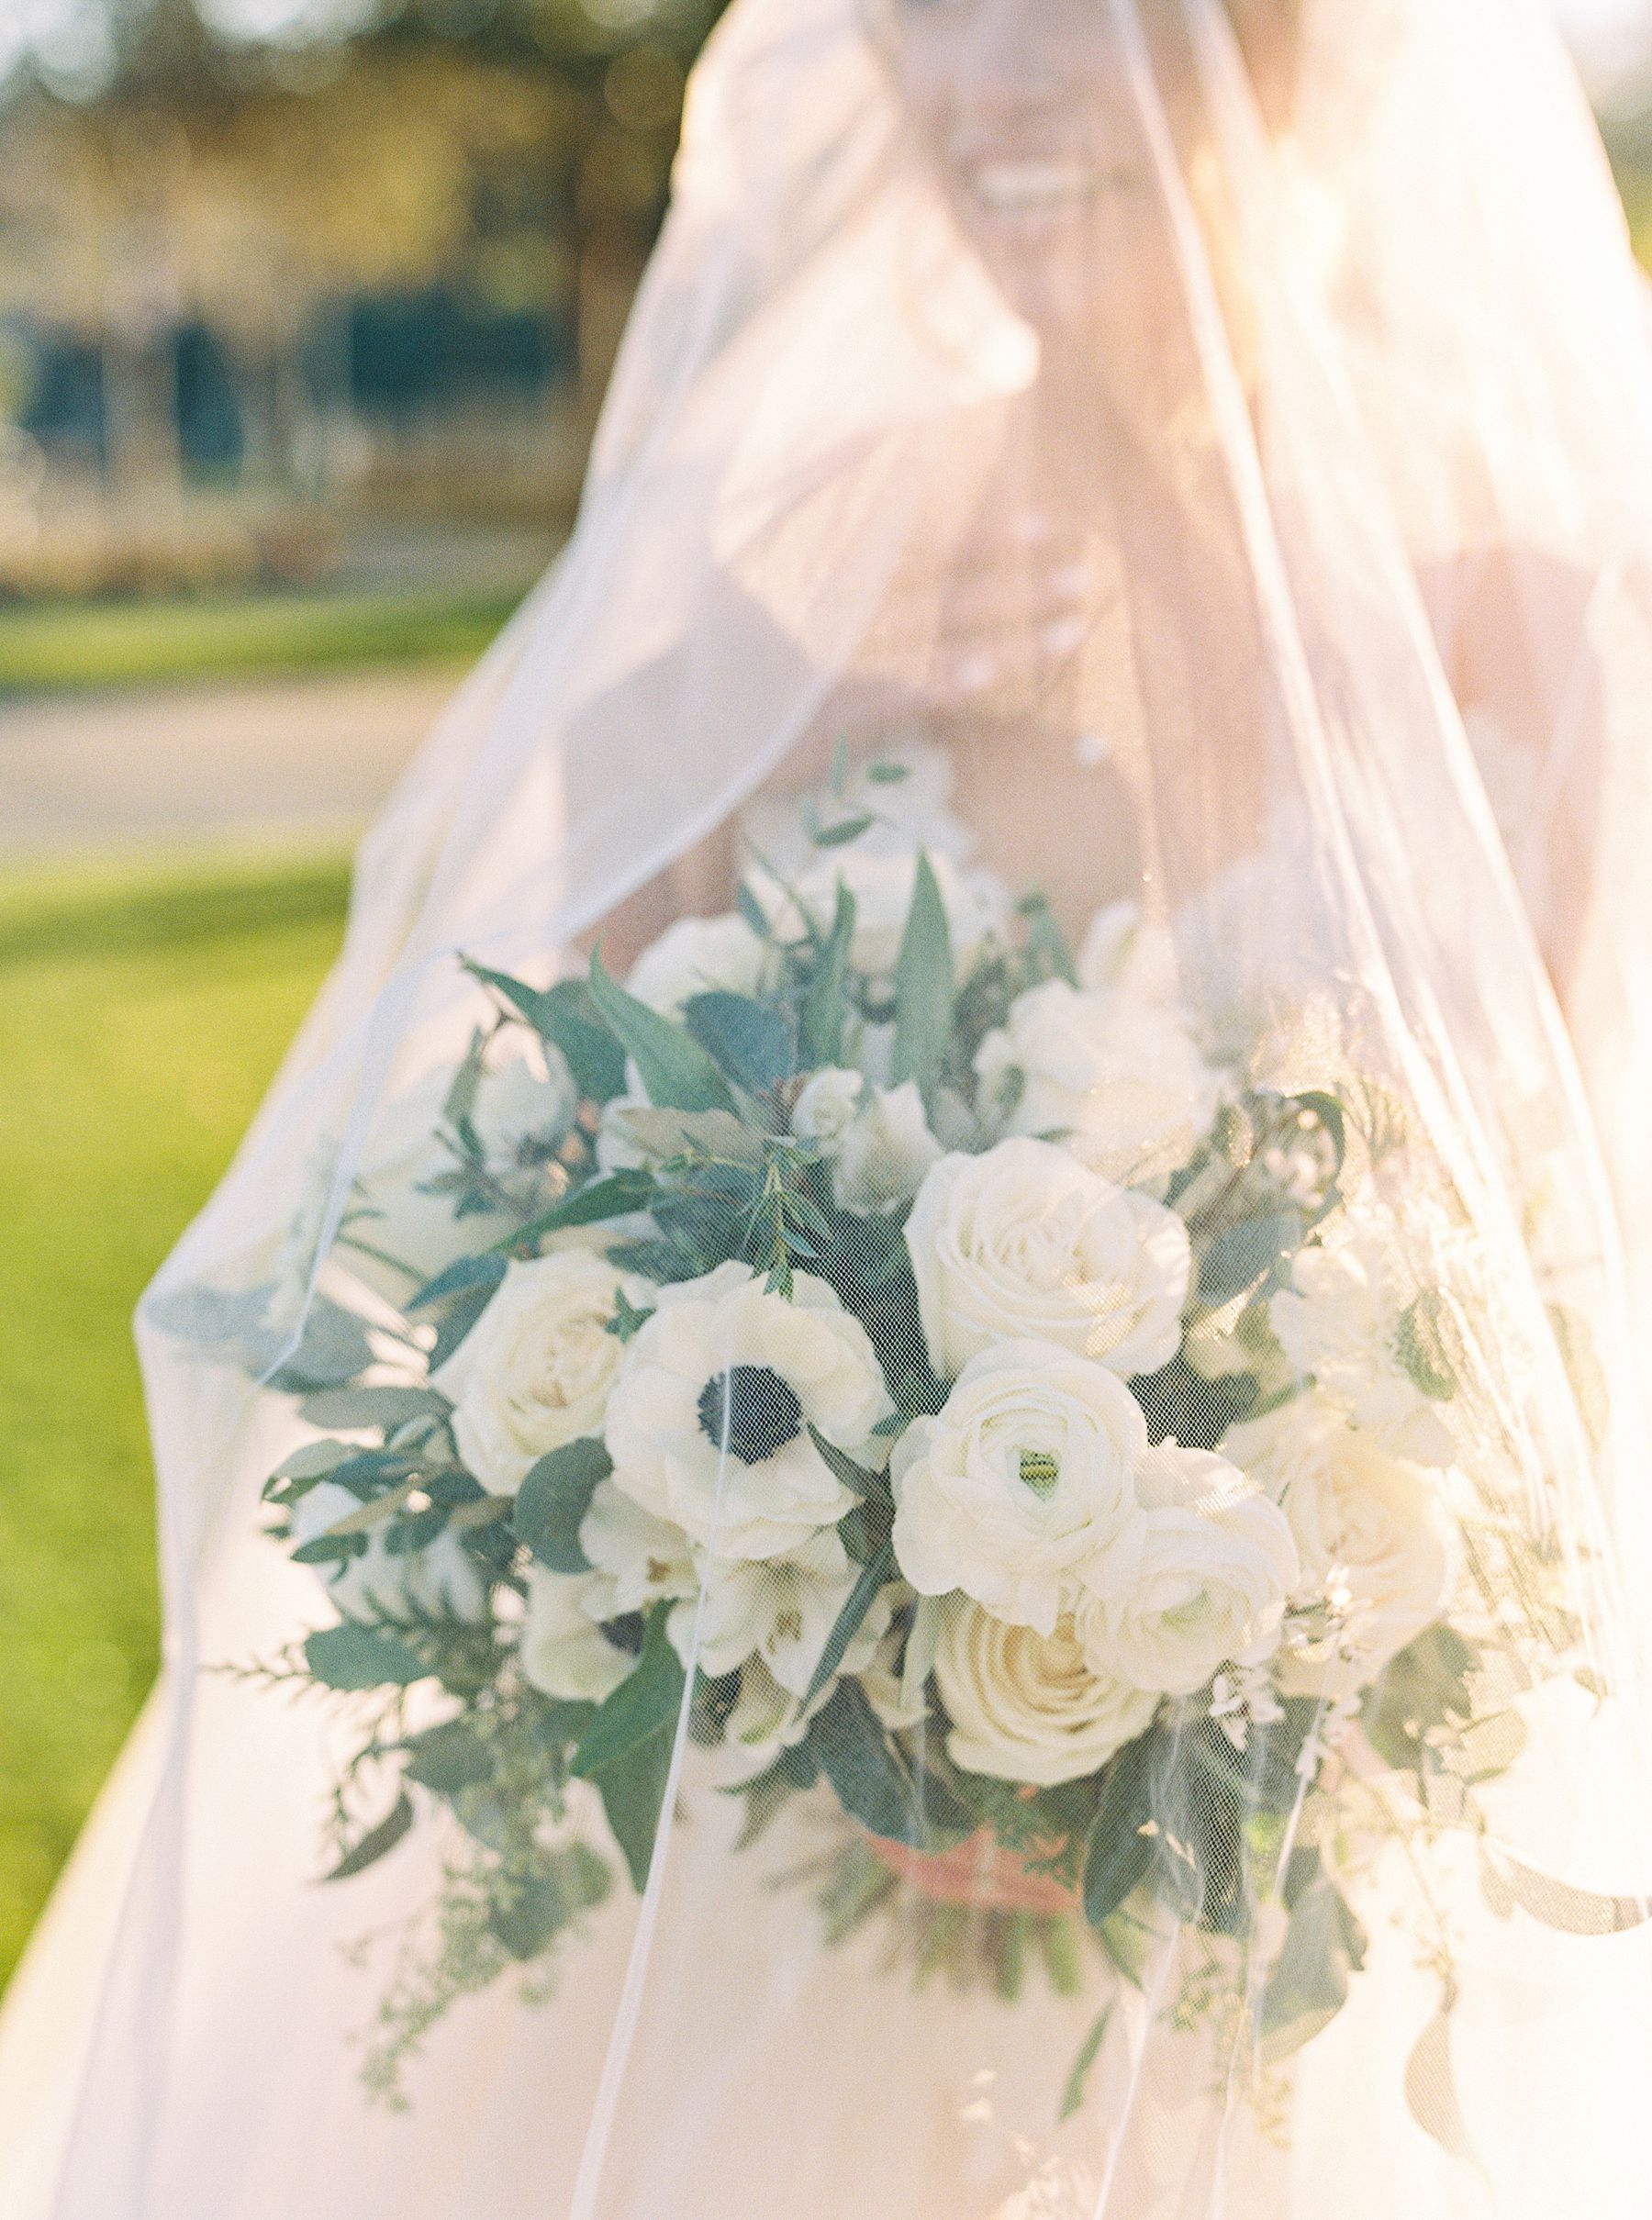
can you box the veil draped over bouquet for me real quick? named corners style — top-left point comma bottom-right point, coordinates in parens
top-left (6, 3), bottom-right (1652, 2216)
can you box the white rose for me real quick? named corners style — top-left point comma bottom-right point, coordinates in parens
top-left (605, 1262), bottom-right (892, 1560)
top-left (906, 1138), bottom-right (1191, 1380)
top-left (791, 1066), bottom-right (865, 1150)
top-left (1075, 1446), bottom-right (1298, 1698)
top-left (671, 1529), bottom-right (887, 1699)
top-left (1077, 900), bottom-right (1181, 1005)
top-left (579, 1481), bottom-right (698, 1615)
top-left (289, 1480), bottom-right (487, 1623)
top-left (933, 1601), bottom-right (1159, 1787)
top-left (434, 1250), bottom-right (633, 1495)
top-left (625, 913), bottom-right (772, 1021)
top-left (889, 1340), bottom-right (1148, 1635)
top-left (833, 1084), bottom-right (944, 1215)
top-left (519, 1567), bottom-right (633, 1702)
top-left (1268, 1214), bottom-right (1457, 1466)
top-left (1225, 1395), bottom-right (1461, 1699)
top-left (975, 979), bottom-right (1219, 1193)
top-left (757, 850), bottom-right (1008, 981)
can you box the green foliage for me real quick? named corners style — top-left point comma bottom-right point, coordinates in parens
top-left (798, 884), bottom-right (855, 1068)
top-left (891, 852), bottom-right (954, 1095)
top-left (1081, 1734), bottom-right (1158, 1928)
top-left (1395, 1289), bottom-right (1462, 1403)
top-left (587, 954), bottom-right (736, 1114)
top-left (1198, 1211), bottom-right (1304, 1304)
top-left (513, 1438), bottom-right (613, 1574)
top-left (804, 1681), bottom-right (962, 1850)
top-left (571, 1611), bottom-right (686, 1891)
top-left (682, 990), bottom-right (797, 1097)
top-left (1363, 1625), bottom-right (1478, 1777)
top-left (1260, 1850), bottom-right (1368, 2060)
top-left (326, 1791), bottom-right (415, 1881)
top-left (799, 1540), bottom-right (894, 1711)
top-left (305, 1622), bottom-right (430, 1690)
top-left (487, 1843), bottom-right (611, 1962)
top-left (463, 963), bottom-right (628, 1104)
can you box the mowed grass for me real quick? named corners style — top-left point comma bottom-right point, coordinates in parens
top-left (0, 848), bottom-right (351, 1990)
top-left (0, 586), bottom-right (520, 699)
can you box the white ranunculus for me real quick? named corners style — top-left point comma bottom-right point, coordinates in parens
top-left (669, 1528), bottom-right (885, 1699)
top-left (974, 979), bottom-right (1220, 1193)
top-left (756, 849), bottom-right (1009, 982)
top-left (889, 1340), bottom-right (1148, 1635)
top-left (1077, 900), bottom-right (1181, 1006)
top-left (933, 1601), bottom-right (1159, 1787)
top-left (625, 912), bottom-right (773, 1021)
top-left (1268, 1213), bottom-right (1457, 1466)
top-left (791, 1066), bottom-right (865, 1151)
top-left (1075, 1446), bottom-right (1298, 1698)
top-left (1225, 1395), bottom-right (1461, 1699)
top-left (433, 1250), bottom-right (633, 1495)
top-left (905, 1138), bottom-right (1191, 1380)
top-left (833, 1083), bottom-right (945, 1215)
top-left (289, 1480), bottom-right (487, 1623)
top-left (579, 1481), bottom-right (698, 1616)
top-left (519, 1567), bottom-right (633, 1702)
top-left (605, 1262), bottom-right (892, 1560)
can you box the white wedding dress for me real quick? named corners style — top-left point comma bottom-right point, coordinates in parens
top-left (6, 4), bottom-right (1652, 2216)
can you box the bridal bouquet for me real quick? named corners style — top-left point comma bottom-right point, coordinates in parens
top-left (214, 751), bottom-right (1625, 2115)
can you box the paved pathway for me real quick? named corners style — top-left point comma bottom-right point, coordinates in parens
top-left (0, 666), bottom-right (465, 854)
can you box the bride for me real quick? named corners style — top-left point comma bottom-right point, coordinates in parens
top-left (6, 3), bottom-right (1652, 2216)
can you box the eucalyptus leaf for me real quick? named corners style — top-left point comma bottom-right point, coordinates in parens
top-left (1059, 2004), bottom-right (1114, 2123)
top-left (1198, 1212), bottom-right (1302, 1304)
top-left (539, 979), bottom-right (631, 1102)
top-left (297, 1384), bottom-right (446, 1433)
top-left (892, 852), bottom-right (954, 1094)
top-left (683, 991), bottom-right (798, 1096)
top-left (812, 813), bottom-right (876, 849)
top-left (572, 1610), bottom-right (686, 1783)
top-left (808, 1680), bottom-right (926, 1848)
top-left (588, 954), bottom-right (737, 1114)
top-left (805, 1424), bottom-right (887, 1501)
top-left (1081, 1732), bottom-right (1158, 1928)
top-left (489, 1844), bottom-right (613, 1960)
top-left (1259, 1851), bottom-right (1367, 2060)
top-left (304, 1621), bottom-right (428, 1690)
top-left (409, 1252), bottom-right (508, 1311)
top-left (799, 885), bottom-right (856, 1070)
top-left (402, 1717), bottom-right (494, 1799)
top-left (514, 1438), bottom-right (614, 1574)
top-left (572, 1612), bottom-right (686, 1891)
top-left (324, 1791), bottom-right (414, 1881)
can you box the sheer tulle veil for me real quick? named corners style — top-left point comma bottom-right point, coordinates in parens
top-left (5, 4), bottom-right (1652, 2217)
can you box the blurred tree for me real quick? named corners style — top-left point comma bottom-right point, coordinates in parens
top-left (0, 0), bottom-right (728, 510)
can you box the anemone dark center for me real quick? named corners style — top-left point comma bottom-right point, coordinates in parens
top-left (697, 1366), bottom-right (805, 1465)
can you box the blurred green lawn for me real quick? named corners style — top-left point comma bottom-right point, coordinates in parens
top-left (0, 586), bottom-right (520, 698)
top-left (0, 847), bottom-right (350, 1989)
